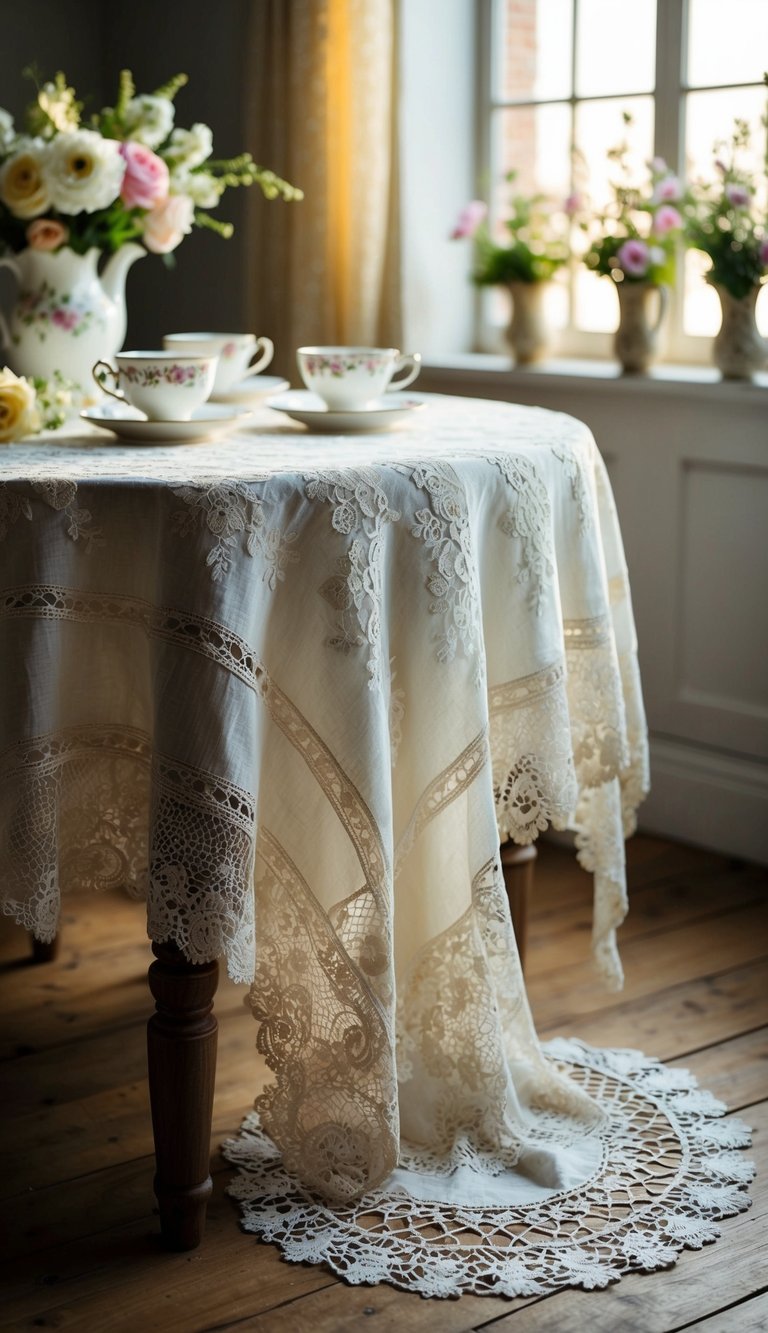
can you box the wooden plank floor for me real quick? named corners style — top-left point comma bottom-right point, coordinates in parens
top-left (1, 834), bottom-right (766, 1333)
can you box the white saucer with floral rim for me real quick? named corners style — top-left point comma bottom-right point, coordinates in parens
top-left (210, 374), bottom-right (290, 405)
top-left (80, 402), bottom-right (249, 445)
top-left (265, 390), bottom-right (426, 433)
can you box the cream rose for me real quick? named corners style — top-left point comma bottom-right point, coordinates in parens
top-left (142, 193), bottom-right (194, 254)
top-left (0, 367), bottom-right (41, 443)
top-left (47, 130), bottom-right (125, 215)
top-left (166, 122), bottom-right (213, 169)
top-left (0, 140), bottom-right (50, 219)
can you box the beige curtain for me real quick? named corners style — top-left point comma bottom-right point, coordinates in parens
top-left (245, 0), bottom-right (401, 379)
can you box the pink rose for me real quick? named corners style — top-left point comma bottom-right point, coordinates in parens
top-left (652, 204), bottom-right (683, 235)
top-left (725, 183), bottom-right (750, 208)
top-left (652, 175), bottom-right (682, 204)
top-left (760, 239), bottom-right (768, 268)
top-left (26, 217), bottom-right (70, 251)
top-left (142, 194), bottom-right (194, 254)
top-left (616, 239), bottom-right (650, 278)
top-left (120, 141), bottom-right (170, 210)
top-left (450, 200), bottom-right (487, 239)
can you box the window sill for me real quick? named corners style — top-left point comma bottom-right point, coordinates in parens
top-left (419, 354), bottom-right (768, 405)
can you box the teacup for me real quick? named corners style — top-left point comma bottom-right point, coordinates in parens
top-left (297, 346), bottom-right (421, 410)
top-left (93, 351), bottom-right (218, 421)
top-left (163, 332), bottom-right (274, 395)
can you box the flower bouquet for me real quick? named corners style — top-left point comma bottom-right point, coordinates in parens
top-left (583, 119), bottom-right (684, 371)
top-left (683, 96), bottom-right (767, 379)
top-left (0, 69), bottom-right (301, 397)
top-left (451, 175), bottom-right (575, 363)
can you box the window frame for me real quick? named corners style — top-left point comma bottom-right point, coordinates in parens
top-left (475, 0), bottom-right (764, 364)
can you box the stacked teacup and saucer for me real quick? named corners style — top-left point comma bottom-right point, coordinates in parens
top-left (163, 331), bottom-right (289, 406)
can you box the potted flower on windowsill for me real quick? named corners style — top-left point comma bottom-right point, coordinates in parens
top-left (683, 99), bottom-right (768, 381)
top-left (451, 174), bottom-right (573, 365)
top-left (583, 122), bottom-right (683, 374)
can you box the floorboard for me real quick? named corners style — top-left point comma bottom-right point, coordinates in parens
top-left (1, 834), bottom-right (766, 1333)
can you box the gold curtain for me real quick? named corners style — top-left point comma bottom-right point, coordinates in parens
top-left (245, 0), bottom-right (401, 379)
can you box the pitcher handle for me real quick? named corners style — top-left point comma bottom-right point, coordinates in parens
top-left (247, 337), bottom-right (274, 376)
top-left (653, 285), bottom-right (669, 335)
top-left (389, 352), bottom-right (422, 392)
top-left (93, 360), bottom-right (125, 403)
top-left (0, 255), bottom-right (19, 350)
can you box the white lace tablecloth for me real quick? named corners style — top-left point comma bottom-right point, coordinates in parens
top-left (1, 395), bottom-right (752, 1297)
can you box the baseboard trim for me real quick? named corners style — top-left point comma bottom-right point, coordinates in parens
top-left (638, 737), bottom-right (768, 864)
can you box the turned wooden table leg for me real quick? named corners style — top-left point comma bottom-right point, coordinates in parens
top-left (500, 842), bottom-right (537, 972)
top-left (147, 940), bottom-right (219, 1251)
top-left (31, 934), bottom-right (60, 963)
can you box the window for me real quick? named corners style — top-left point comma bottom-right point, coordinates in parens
top-left (477, 0), bottom-right (768, 361)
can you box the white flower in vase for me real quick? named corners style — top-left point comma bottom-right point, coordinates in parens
top-left (173, 168), bottom-right (222, 209)
top-left (0, 138), bottom-right (51, 218)
top-left (122, 93), bottom-right (175, 149)
top-left (47, 129), bottom-right (125, 214)
top-left (166, 122), bottom-right (214, 169)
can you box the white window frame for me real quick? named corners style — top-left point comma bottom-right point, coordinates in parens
top-left (475, 0), bottom-right (764, 364)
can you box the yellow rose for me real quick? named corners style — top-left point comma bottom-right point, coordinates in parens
top-left (0, 367), bottom-right (41, 443)
top-left (0, 143), bottom-right (51, 220)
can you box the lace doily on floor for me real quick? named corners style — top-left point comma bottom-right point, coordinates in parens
top-left (224, 1039), bottom-right (754, 1300)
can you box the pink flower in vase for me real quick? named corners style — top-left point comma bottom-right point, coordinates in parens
top-left (652, 175), bottom-right (682, 204)
top-left (563, 192), bottom-right (583, 217)
top-left (142, 194), bottom-right (194, 254)
top-left (120, 142), bottom-right (170, 210)
top-left (616, 239), bottom-right (650, 278)
top-left (652, 204), bottom-right (683, 235)
top-left (725, 183), bottom-right (750, 209)
top-left (26, 218), bottom-right (70, 251)
top-left (450, 200), bottom-right (487, 239)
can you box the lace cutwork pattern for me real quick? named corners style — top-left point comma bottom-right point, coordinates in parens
top-left (0, 478), bottom-right (101, 549)
top-left (0, 725), bottom-right (257, 980)
top-left (493, 454), bottom-right (554, 614)
top-left (307, 470), bottom-right (400, 688)
top-left (172, 479), bottom-right (299, 585)
top-left (225, 1039), bottom-right (754, 1299)
top-left (408, 462), bottom-right (484, 673)
top-left (248, 827), bottom-right (398, 1204)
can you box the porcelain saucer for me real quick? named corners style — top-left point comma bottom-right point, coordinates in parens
top-left (265, 390), bottom-right (426, 433)
top-left (81, 402), bottom-right (248, 445)
top-left (210, 374), bottom-right (290, 405)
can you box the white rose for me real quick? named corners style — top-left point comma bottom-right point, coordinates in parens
top-left (0, 108), bottom-right (15, 153)
top-left (124, 95), bottom-right (175, 149)
top-left (47, 130), bottom-right (125, 215)
top-left (142, 193), bottom-right (194, 254)
top-left (0, 367), bottom-right (41, 443)
top-left (0, 138), bottom-right (51, 219)
top-left (167, 122), bottom-right (213, 169)
top-left (172, 168), bottom-right (221, 209)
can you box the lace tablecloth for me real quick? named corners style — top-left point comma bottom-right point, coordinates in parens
top-left (0, 395), bottom-right (752, 1297)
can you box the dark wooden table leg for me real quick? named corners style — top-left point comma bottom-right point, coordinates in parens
top-left (500, 842), bottom-right (537, 972)
top-left (31, 934), bottom-right (60, 963)
top-left (147, 940), bottom-right (219, 1251)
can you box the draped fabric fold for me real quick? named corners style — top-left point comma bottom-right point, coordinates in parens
top-left (245, 0), bottom-right (402, 375)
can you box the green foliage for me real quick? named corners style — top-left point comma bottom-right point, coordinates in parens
top-left (472, 177), bottom-right (568, 286)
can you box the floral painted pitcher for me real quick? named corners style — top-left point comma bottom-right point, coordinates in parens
top-left (0, 243), bottom-right (144, 392)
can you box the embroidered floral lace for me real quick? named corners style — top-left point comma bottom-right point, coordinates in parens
top-left (1, 397), bottom-right (750, 1297)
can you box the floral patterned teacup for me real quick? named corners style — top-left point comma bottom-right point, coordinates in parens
top-left (163, 332), bottom-right (275, 394)
top-left (92, 351), bottom-right (218, 421)
top-left (297, 346), bottom-right (421, 410)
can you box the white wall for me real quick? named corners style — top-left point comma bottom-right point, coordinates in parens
top-left (399, 0), bottom-right (477, 355)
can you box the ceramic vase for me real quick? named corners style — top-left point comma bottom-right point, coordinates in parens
top-left (614, 280), bottom-right (668, 374)
top-left (712, 284), bottom-right (768, 381)
top-left (0, 243), bottom-right (145, 393)
top-left (506, 281), bottom-right (550, 366)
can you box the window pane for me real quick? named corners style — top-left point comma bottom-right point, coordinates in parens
top-left (494, 102), bottom-right (573, 200)
top-left (498, 0), bottom-right (573, 103)
top-left (687, 0), bottom-right (768, 88)
top-left (573, 96), bottom-right (654, 332)
top-left (685, 86), bottom-right (768, 190)
top-left (575, 0), bottom-right (655, 97)
top-left (684, 251), bottom-right (768, 337)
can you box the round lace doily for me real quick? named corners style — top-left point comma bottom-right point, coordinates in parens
top-left (223, 1039), bottom-right (754, 1299)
